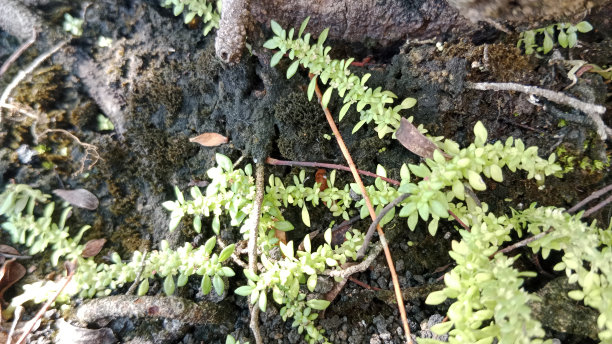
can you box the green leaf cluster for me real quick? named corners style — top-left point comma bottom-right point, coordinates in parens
top-left (160, 0), bottom-right (221, 36)
top-left (264, 18), bottom-right (417, 138)
top-left (0, 184), bottom-right (234, 314)
top-left (235, 228), bottom-right (363, 344)
top-left (518, 21), bottom-right (593, 55)
top-left (425, 204), bottom-right (549, 344)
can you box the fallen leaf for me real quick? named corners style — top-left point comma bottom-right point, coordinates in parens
top-left (56, 319), bottom-right (117, 344)
top-left (82, 239), bottom-right (107, 258)
top-left (396, 117), bottom-right (450, 160)
top-left (0, 245), bottom-right (20, 265)
top-left (53, 189), bottom-right (99, 210)
top-left (274, 230), bottom-right (287, 245)
top-left (189, 133), bottom-right (228, 147)
top-left (315, 169), bottom-right (328, 191)
top-left (0, 258), bottom-right (26, 301)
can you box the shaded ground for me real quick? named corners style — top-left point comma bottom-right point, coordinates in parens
top-left (1, 0), bottom-right (611, 343)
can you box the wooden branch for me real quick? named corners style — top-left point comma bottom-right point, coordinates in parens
top-left (466, 81), bottom-right (610, 140)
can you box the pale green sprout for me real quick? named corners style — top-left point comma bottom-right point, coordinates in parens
top-left (63, 13), bottom-right (83, 37)
top-left (518, 21), bottom-right (593, 55)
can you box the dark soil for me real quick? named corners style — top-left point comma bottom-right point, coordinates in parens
top-left (1, 0), bottom-right (611, 343)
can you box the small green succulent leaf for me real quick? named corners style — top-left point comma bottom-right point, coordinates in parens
top-left (213, 274), bottom-right (225, 295)
top-left (163, 275), bottom-right (176, 295)
top-left (306, 299), bottom-right (330, 310)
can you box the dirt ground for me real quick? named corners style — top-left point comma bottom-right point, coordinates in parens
top-left (1, 0), bottom-right (611, 343)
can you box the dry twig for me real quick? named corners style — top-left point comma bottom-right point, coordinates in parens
top-left (466, 81), bottom-right (610, 140)
top-left (0, 31), bottom-right (36, 78)
top-left (126, 249), bottom-right (148, 295)
top-left (311, 75), bottom-right (413, 343)
top-left (246, 164), bottom-right (265, 344)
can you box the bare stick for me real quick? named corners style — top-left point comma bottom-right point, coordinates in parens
top-left (6, 306), bottom-right (24, 344)
top-left (492, 229), bottom-right (552, 257)
top-left (14, 261), bottom-right (76, 344)
top-left (582, 193), bottom-right (612, 218)
top-left (567, 184), bottom-right (612, 214)
top-left (357, 193), bottom-right (409, 260)
top-left (246, 164), bottom-right (265, 344)
top-left (0, 31), bottom-right (36, 78)
top-left (311, 75), bottom-right (413, 343)
top-left (0, 41), bottom-right (67, 123)
top-left (0, 252), bottom-right (31, 260)
top-left (126, 249), bottom-right (148, 295)
top-left (466, 81), bottom-right (610, 140)
top-left (325, 243), bottom-right (383, 279)
top-left (266, 157), bottom-right (400, 186)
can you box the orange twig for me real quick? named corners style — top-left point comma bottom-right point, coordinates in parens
top-left (310, 74), bottom-right (413, 343)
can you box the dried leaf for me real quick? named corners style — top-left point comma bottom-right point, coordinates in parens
top-left (82, 239), bottom-right (107, 258)
top-left (53, 189), bottom-right (99, 210)
top-left (0, 245), bottom-right (20, 255)
top-left (274, 229), bottom-right (287, 245)
top-left (56, 319), bottom-right (117, 344)
top-left (315, 169), bottom-right (328, 191)
top-left (397, 118), bottom-right (450, 160)
top-left (0, 259), bottom-right (26, 301)
top-left (189, 133), bottom-right (228, 147)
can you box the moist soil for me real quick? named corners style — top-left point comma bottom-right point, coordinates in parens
top-left (1, 1), bottom-right (611, 343)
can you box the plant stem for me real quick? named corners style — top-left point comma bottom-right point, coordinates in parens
top-left (567, 183), bottom-right (612, 214)
top-left (357, 193), bottom-right (409, 260)
top-left (247, 163), bottom-right (265, 344)
top-left (311, 74), bottom-right (413, 343)
top-left (266, 157), bottom-right (400, 185)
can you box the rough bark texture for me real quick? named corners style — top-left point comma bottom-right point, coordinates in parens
top-left (215, 0), bottom-right (475, 62)
top-left (447, 0), bottom-right (609, 26)
top-left (74, 295), bottom-right (232, 326)
top-left (216, 0), bottom-right (252, 64)
top-left (0, 0), bottom-right (43, 40)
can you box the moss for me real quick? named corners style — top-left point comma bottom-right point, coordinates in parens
top-left (13, 65), bottom-right (66, 110)
top-left (127, 71), bottom-right (184, 123)
top-left (274, 91), bottom-right (334, 161)
top-left (443, 41), bottom-right (534, 83)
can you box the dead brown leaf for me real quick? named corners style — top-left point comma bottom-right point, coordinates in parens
top-left (82, 239), bottom-right (107, 258)
top-left (396, 117), bottom-right (450, 160)
top-left (189, 132), bottom-right (228, 147)
top-left (53, 189), bottom-right (99, 210)
top-left (0, 259), bottom-right (26, 301)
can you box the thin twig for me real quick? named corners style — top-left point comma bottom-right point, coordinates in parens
top-left (492, 229), bottom-right (552, 257)
top-left (567, 184), bottom-right (612, 214)
top-left (582, 193), bottom-right (612, 218)
top-left (0, 41), bottom-right (67, 124)
top-left (0, 31), bottom-right (36, 78)
top-left (246, 164), bottom-right (265, 344)
top-left (311, 75), bottom-right (413, 343)
top-left (0, 253), bottom-right (31, 260)
top-left (348, 276), bottom-right (382, 291)
top-left (14, 261), bottom-right (77, 344)
top-left (6, 305), bottom-right (24, 344)
top-left (266, 157), bottom-right (400, 186)
top-left (466, 81), bottom-right (610, 140)
top-left (126, 249), bottom-right (147, 295)
top-left (357, 193), bottom-right (409, 260)
top-left (325, 243), bottom-right (383, 279)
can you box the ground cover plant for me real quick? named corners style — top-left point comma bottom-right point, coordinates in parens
top-left (1, 1), bottom-right (611, 343)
